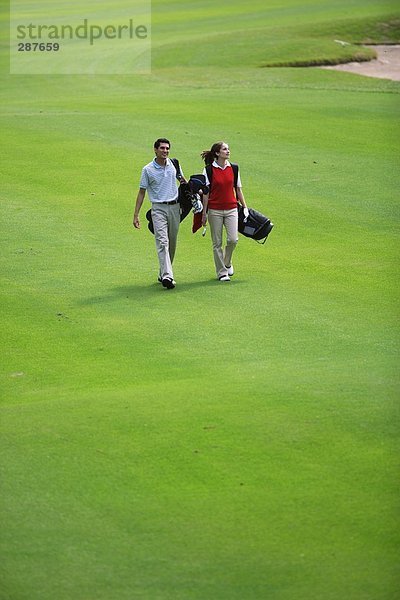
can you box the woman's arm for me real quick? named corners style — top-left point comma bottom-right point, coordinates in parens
top-left (236, 187), bottom-right (247, 209)
top-left (201, 193), bottom-right (209, 225)
top-left (236, 187), bottom-right (250, 219)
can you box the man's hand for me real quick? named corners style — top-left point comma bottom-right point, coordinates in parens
top-left (201, 213), bottom-right (207, 226)
top-left (243, 207), bottom-right (249, 221)
top-left (133, 189), bottom-right (145, 229)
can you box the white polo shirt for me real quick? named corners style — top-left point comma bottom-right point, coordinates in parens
top-left (140, 158), bottom-right (184, 203)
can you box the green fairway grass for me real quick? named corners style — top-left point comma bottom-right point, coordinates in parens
top-left (1, 0), bottom-right (399, 598)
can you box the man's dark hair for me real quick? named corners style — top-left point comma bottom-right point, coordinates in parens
top-left (154, 138), bottom-right (171, 149)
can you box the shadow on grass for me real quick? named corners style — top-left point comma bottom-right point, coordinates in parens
top-left (78, 278), bottom-right (246, 306)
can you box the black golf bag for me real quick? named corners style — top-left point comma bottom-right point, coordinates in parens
top-left (237, 205), bottom-right (274, 244)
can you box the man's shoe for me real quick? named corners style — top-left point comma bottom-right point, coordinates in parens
top-left (218, 275), bottom-right (230, 282)
top-left (162, 277), bottom-right (176, 289)
top-left (225, 264), bottom-right (234, 276)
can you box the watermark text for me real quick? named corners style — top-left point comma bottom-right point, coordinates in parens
top-left (16, 19), bottom-right (148, 46)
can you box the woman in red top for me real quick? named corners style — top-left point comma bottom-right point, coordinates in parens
top-left (201, 141), bottom-right (249, 281)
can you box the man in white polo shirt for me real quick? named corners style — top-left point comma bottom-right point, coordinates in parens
top-left (133, 138), bottom-right (186, 289)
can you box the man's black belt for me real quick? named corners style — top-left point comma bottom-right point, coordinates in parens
top-left (158, 199), bottom-right (179, 205)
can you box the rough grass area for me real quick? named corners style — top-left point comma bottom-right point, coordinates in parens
top-left (262, 14), bottom-right (400, 67)
top-left (152, 14), bottom-right (400, 69)
top-left (261, 46), bottom-right (376, 68)
top-left (311, 14), bottom-right (400, 44)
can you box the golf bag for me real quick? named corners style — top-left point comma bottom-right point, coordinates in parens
top-left (146, 165), bottom-right (208, 234)
top-left (237, 205), bottom-right (274, 244)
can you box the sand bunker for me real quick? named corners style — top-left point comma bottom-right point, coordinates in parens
top-left (322, 45), bottom-right (400, 81)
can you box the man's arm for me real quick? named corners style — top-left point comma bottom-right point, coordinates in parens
top-left (133, 188), bottom-right (146, 229)
top-left (176, 166), bottom-right (187, 184)
top-left (172, 158), bottom-right (188, 184)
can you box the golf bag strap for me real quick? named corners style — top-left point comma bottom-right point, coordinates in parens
top-left (171, 157), bottom-right (183, 181)
top-left (205, 164), bottom-right (212, 189)
top-left (205, 163), bottom-right (239, 195)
